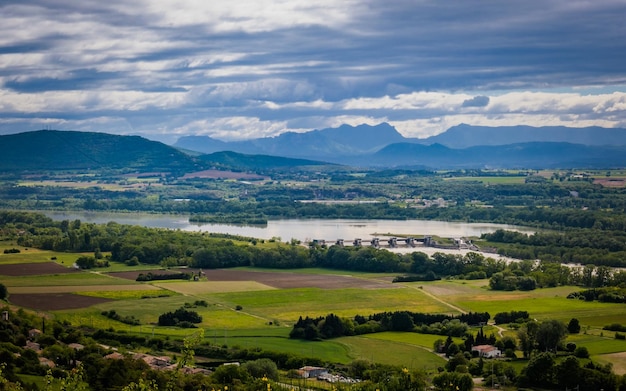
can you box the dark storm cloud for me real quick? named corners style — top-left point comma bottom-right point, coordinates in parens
top-left (462, 96), bottom-right (490, 108)
top-left (1, 0), bottom-right (626, 139)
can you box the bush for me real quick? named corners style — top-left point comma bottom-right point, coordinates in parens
top-left (0, 283), bottom-right (7, 300)
top-left (158, 307), bottom-right (202, 327)
top-left (603, 323), bottom-right (626, 332)
top-left (567, 318), bottom-right (581, 334)
top-left (574, 346), bottom-right (590, 358)
top-left (101, 310), bottom-right (140, 325)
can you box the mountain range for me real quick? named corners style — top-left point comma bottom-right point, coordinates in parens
top-left (175, 123), bottom-right (626, 168)
top-left (2, 124), bottom-right (626, 172)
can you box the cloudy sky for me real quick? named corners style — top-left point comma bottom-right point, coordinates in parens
top-left (2, 0), bottom-right (626, 143)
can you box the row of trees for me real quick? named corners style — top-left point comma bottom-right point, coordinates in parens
top-left (489, 260), bottom-right (626, 291)
top-left (483, 228), bottom-right (626, 267)
top-left (289, 311), bottom-right (490, 340)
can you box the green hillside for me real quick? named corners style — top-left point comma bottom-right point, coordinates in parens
top-left (0, 130), bottom-right (201, 172)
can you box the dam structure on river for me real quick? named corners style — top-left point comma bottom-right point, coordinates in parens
top-left (310, 236), bottom-right (479, 251)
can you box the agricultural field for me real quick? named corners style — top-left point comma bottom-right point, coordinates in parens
top-left (443, 176), bottom-right (528, 184)
top-left (4, 247), bottom-right (626, 374)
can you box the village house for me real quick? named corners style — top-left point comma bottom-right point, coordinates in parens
top-left (298, 366), bottom-right (329, 379)
top-left (472, 344), bottom-right (501, 358)
top-left (28, 328), bottom-right (42, 340)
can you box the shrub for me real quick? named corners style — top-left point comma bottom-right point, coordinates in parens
top-left (158, 307), bottom-right (202, 327)
top-left (574, 346), bottom-right (590, 358)
top-left (0, 283), bottom-right (7, 300)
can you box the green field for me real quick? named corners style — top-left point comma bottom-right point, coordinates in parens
top-left (208, 286), bottom-right (450, 322)
top-left (443, 176), bottom-right (528, 184)
top-left (415, 279), bottom-right (626, 327)
top-left (0, 247), bottom-right (81, 265)
top-left (6, 246), bottom-right (626, 373)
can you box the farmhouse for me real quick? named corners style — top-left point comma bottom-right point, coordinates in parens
top-left (28, 328), bottom-right (42, 340)
top-left (136, 354), bottom-right (178, 371)
top-left (298, 366), bottom-right (329, 379)
top-left (38, 357), bottom-right (56, 368)
top-left (472, 344), bottom-right (501, 358)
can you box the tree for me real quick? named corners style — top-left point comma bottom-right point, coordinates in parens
top-left (75, 256), bottom-right (96, 269)
top-left (517, 321), bottom-right (538, 358)
top-left (567, 318), bottom-right (581, 334)
top-left (390, 311), bottom-right (415, 331)
top-left (432, 371), bottom-right (473, 391)
top-left (0, 283), bottom-right (7, 300)
top-left (521, 352), bottom-right (555, 388)
top-left (574, 346), bottom-right (590, 358)
top-left (319, 313), bottom-right (345, 338)
top-left (446, 352), bottom-right (468, 372)
top-left (536, 320), bottom-right (568, 352)
top-left (556, 356), bottom-right (581, 389)
top-left (242, 358), bottom-right (279, 381)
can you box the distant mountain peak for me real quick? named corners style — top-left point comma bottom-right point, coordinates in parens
top-left (174, 122), bottom-right (409, 157)
top-left (424, 124), bottom-right (626, 148)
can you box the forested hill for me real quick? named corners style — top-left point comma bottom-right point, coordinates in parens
top-left (199, 151), bottom-right (333, 169)
top-left (0, 130), bottom-right (337, 174)
top-left (0, 130), bottom-right (201, 172)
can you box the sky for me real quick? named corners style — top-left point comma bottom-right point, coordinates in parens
top-left (1, 0), bottom-right (626, 144)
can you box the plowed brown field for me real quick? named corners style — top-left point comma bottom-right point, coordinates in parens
top-left (0, 262), bottom-right (78, 276)
top-left (9, 293), bottom-right (111, 311)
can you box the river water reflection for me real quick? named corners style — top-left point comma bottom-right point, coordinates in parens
top-left (43, 211), bottom-right (536, 243)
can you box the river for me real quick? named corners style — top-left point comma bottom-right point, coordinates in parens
top-left (42, 210), bottom-right (536, 244)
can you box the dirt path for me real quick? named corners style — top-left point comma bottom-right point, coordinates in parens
top-left (492, 323), bottom-right (506, 337)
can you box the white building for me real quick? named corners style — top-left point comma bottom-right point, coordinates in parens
top-left (472, 344), bottom-right (501, 358)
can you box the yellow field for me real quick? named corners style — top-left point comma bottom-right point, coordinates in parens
top-left (152, 280), bottom-right (277, 295)
top-left (596, 352), bottom-right (626, 375)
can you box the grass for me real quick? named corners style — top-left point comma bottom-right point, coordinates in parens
top-left (208, 287), bottom-right (450, 322)
top-left (76, 289), bottom-right (177, 300)
top-left (221, 334), bottom-right (355, 364)
top-left (343, 333), bottom-right (447, 369)
top-left (0, 248), bottom-right (81, 265)
top-left (416, 279), bottom-right (626, 325)
top-left (232, 266), bottom-right (398, 279)
top-left (443, 176), bottom-right (527, 184)
top-left (55, 295), bottom-right (271, 329)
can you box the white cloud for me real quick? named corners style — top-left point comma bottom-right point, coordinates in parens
top-left (141, 0), bottom-right (361, 33)
top-left (2, 1), bottom-right (626, 140)
top-left (171, 117), bottom-right (291, 140)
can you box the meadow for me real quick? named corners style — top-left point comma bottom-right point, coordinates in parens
top-left (4, 245), bottom-right (626, 373)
